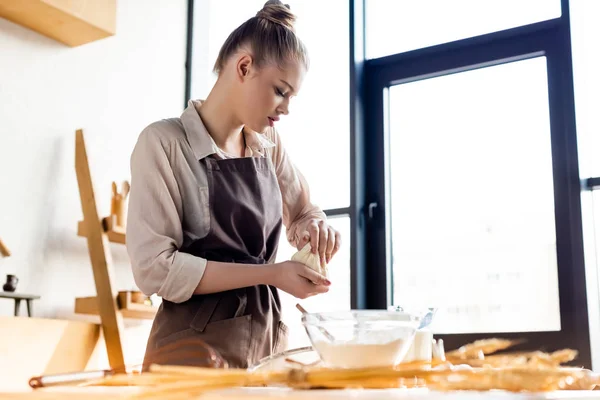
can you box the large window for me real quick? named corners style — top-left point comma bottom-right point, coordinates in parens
top-left (359, 1), bottom-right (592, 368)
top-left (190, 0), bottom-right (351, 350)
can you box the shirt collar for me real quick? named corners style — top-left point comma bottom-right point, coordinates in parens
top-left (180, 99), bottom-right (276, 160)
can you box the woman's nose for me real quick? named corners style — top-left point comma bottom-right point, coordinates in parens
top-left (278, 101), bottom-right (289, 116)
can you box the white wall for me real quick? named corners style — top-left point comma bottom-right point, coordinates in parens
top-left (0, 0), bottom-right (187, 329)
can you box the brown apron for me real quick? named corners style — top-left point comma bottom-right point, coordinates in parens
top-left (142, 156), bottom-right (288, 369)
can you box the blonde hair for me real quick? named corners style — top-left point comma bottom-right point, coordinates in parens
top-left (213, 0), bottom-right (309, 74)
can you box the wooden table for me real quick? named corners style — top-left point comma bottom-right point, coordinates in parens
top-left (0, 292), bottom-right (41, 316)
top-left (1, 387), bottom-right (600, 400)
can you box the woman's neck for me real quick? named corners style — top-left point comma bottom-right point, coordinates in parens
top-left (196, 83), bottom-right (245, 157)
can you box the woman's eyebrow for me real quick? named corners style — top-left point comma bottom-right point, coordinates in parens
top-left (279, 79), bottom-right (295, 93)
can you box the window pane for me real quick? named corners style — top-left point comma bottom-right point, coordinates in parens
top-left (191, 0), bottom-right (350, 210)
top-left (389, 57), bottom-right (561, 334)
top-left (366, 0), bottom-right (561, 59)
top-left (276, 216), bottom-right (351, 349)
top-left (570, 0), bottom-right (600, 179)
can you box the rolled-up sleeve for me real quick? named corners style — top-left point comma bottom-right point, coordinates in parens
top-left (126, 126), bottom-right (207, 303)
top-left (267, 128), bottom-right (327, 248)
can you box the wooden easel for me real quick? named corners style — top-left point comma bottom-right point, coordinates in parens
top-left (74, 129), bottom-right (155, 372)
top-left (74, 129), bottom-right (126, 371)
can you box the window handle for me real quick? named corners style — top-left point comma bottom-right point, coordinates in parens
top-left (367, 202), bottom-right (378, 220)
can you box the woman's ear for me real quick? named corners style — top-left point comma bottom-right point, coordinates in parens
top-left (236, 53), bottom-right (254, 82)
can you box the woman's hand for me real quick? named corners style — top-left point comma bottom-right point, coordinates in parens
top-left (297, 219), bottom-right (341, 266)
top-left (269, 261), bottom-right (330, 299)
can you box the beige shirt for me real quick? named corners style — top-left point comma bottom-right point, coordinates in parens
top-left (126, 100), bottom-right (326, 303)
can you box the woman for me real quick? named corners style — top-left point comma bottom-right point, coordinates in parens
top-left (126, 0), bottom-right (341, 369)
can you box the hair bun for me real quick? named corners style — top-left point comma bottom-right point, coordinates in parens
top-left (256, 0), bottom-right (296, 30)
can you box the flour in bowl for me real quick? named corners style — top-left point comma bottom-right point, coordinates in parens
top-left (313, 338), bottom-right (409, 368)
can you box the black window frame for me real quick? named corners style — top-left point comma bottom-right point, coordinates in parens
top-left (352, 0), bottom-right (591, 368)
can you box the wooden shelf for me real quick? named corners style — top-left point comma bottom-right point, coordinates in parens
top-left (0, 0), bottom-right (116, 47)
top-left (75, 293), bottom-right (157, 320)
top-left (78, 217), bottom-right (125, 245)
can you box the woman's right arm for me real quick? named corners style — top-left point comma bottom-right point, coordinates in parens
top-left (127, 126), bottom-right (329, 303)
top-left (127, 126), bottom-right (208, 303)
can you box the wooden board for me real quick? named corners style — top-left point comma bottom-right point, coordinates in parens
top-left (75, 296), bottom-right (157, 320)
top-left (0, 387), bottom-right (140, 400)
top-left (201, 389), bottom-right (600, 400)
top-left (201, 388), bottom-right (600, 400)
top-left (0, 317), bottom-right (100, 392)
top-left (1, 387), bottom-right (600, 400)
top-left (0, 0), bottom-right (116, 47)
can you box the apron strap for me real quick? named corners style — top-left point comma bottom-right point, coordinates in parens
top-left (190, 295), bottom-right (220, 333)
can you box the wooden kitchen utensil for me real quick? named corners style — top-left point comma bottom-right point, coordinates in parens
top-left (110, 180), bottom-right (130, 229)
top-left (0, 237), bottom-right (10, 257)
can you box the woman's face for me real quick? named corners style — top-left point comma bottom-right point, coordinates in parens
top-left (236, 56), bottom-right (306, 134)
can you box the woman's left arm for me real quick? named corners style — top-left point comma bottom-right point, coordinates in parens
top-left (267, 128), bottom-right (341, 266)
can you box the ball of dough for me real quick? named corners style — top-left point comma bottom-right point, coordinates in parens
top-left (291, 243), bottom-right (328, 277)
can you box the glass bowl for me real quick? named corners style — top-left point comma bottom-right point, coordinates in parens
top-left (301, 310), bottom-right (421, 369)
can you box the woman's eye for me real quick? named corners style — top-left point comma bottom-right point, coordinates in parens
top-left (276, 88), bottom-right (285, 97)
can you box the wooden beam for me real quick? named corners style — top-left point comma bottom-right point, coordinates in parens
top-left (0, 237), bottom-right (10, 257)
top-left (75, 129), bottom-right (125, 371)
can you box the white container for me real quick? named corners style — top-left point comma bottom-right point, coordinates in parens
top-left (402, 328), bottom-right (433, 362)
top-left (388, 305), bottom-right (436, 363)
